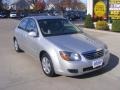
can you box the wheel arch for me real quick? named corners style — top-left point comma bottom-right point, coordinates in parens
top-left (39, 49), bottom-right (61, 75)
top-left (39, 50), bottom-right (48, 62)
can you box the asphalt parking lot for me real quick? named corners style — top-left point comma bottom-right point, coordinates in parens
top-left (0, 19), bottom-right (120, 90)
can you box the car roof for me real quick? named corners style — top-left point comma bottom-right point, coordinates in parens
top-left (26, 15), bottom-right (65, 20)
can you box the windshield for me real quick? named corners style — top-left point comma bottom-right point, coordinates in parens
top-left (38, 19), bottom-right (83, 37)
top-left (11, 12), bottom-right (16, 14)
top-left (0, 12), bottom-right (5, 14)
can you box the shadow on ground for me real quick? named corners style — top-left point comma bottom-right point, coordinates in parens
top-left (71, 53), bottom-right (119, 79)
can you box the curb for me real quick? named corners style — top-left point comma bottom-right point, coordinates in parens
top-left (74, 23), bottom-right (120, 35)
top-left (83, 28), bottom-right (120, 35)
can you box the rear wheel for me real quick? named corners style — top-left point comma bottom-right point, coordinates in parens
top-left (41, 53), bottom-right (55, 77)
top-left (14, 39), bottom-right (22, 52)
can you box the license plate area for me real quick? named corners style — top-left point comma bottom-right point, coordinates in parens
top-left (92, 59), bottom-right (103, 68)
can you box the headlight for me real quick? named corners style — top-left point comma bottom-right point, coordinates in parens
top-left (59, 51), bottom-right (81, 61)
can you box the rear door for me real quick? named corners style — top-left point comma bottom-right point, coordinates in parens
top-left (16, 18), bottom-right (29, 50)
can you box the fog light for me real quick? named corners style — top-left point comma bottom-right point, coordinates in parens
top-left (68, 69), bottom-right (78, 73)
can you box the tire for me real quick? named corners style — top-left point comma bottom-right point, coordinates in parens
top-left (14, 39), bottom-right (22, 52)
top-left (41, 53), bottom-right (55, 77)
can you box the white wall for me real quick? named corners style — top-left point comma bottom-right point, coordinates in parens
top-left (87, 0), bottom-right (93, 16)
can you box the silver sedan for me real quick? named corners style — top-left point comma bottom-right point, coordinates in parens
top-left (13, 16), bottom-right (110, 77)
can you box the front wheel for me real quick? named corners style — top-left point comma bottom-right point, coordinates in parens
top-left (41, 53), bottom-right (55, 77)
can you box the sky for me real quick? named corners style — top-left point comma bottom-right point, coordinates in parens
top-left (81, 0), bottom-right (87, 4)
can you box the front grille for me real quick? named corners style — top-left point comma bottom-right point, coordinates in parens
top-left (83, 66), bottom-right (99, 72)
top-left (82, 49), bottom-right (104, 60)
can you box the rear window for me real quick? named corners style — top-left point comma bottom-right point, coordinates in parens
top-left (18, 19), bottom-right (28, 30)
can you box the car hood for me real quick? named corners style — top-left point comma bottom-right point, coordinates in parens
top-left (46, 33), bottom-right (105, 53)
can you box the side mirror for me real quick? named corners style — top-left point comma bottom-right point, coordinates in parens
top-left (28, 31), bottom-right (37, 37)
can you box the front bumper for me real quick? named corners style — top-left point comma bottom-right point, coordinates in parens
top-left (55, 51), bottom-right (110, 76)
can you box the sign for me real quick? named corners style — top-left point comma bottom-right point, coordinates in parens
top-left (92, 59), bottom-right (103, 68)
top-left (94, 1), bottom-right (106, 17)
top-left (109, 0), bottom-right (120, 19)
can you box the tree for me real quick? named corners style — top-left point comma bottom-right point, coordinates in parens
top-left (34, 0), bottom-right (46, 11)
top-left (0, 0), bottom-right (3, 10)
top-left (53, 0), bottom-right (86, 11)
top-left (2, 2), bottom-right (9, 10)
top-left (26, 0), bottom-right (46, 11)
top-left (84, 14), bottom-right (94, 28)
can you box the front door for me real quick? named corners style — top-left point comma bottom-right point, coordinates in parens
top-left (25, 18), bottom-right (39, 57)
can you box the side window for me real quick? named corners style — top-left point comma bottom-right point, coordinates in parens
top-left (18, 19), bottom-right (28, 30)
top-left (26, 19), bottom-right (38, 33)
